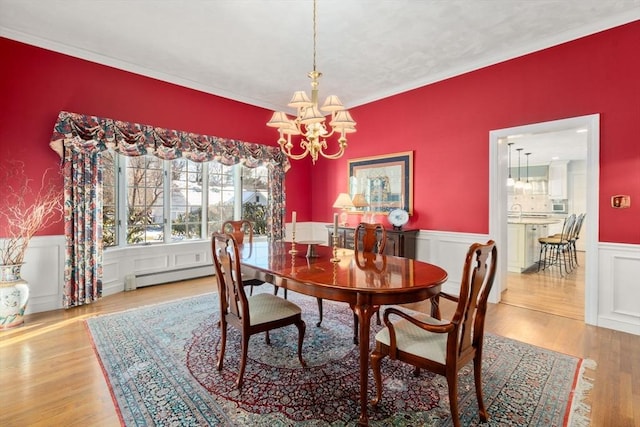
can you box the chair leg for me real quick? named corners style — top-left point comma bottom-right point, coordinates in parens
top-left (473, 354), bottom-right (488, 422)
top-left (216, 320), bottom-right (227, 371)
top-left (369, 348), bottom-right (384, 406)
top-left (446, 369), bottom-right (461, 427)
top-left (537, 243), bottom-right (545, 272)
top-left (236, 335), bottom-right (249, 389)
top-left (562, 244), bottom-right (571, 274)
top-left (265, 330), bottom-right (271, 345)
top-left (295, 318), bottom-right (307, 367)
top-left (316, 298), bottom-right (323, 327)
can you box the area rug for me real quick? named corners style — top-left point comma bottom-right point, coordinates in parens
top-left (86, 289), bottom-right (595, 426)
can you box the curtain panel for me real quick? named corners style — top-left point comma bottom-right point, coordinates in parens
top-left (50, 111), bottom-right (289, 308)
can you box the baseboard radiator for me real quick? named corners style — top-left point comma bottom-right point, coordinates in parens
top-left (126, 265), bottom-right (213, 290)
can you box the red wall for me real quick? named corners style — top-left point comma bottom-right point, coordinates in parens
top-left (2, 20), bottom-right (640, 244)
top-left (311, 20), bottom-right (640, 244)
top-left (0, 38), bottom-right (313, 236)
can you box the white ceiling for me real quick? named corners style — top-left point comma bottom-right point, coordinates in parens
top-left (2, 0), bottom-right (639, 162)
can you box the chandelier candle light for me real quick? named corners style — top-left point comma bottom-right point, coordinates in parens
top-left (266, 0), bottom-right (356, 164)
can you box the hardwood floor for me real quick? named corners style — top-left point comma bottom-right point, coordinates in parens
top-left (1, 273), bottom-right (639, 426)
top-left (501, 251), bottom-right (585, 320)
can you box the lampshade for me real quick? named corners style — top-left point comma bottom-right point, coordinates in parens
top-left (321, 95), bottom-right (345, 112)
top-left (333, 192), bottom-right (354, 209)
top-left (351, 193), bottom-right (368, 208)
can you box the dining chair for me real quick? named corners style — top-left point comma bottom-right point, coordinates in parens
top-left (221, 220), bottom-right (265, 295)
top-left (211, 232), bottom-right (307, 389)
top-left (370, 240), bottom-right (497, 427)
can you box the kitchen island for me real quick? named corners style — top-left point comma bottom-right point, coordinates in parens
top-left (508, 216), bottom-right (562, 273)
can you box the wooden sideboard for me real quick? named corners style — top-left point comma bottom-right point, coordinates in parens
top-left (326, 225), bottom-right (419, 259)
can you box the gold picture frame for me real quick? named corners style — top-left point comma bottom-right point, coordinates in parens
top-left (348, 151), bottom-right (413, 215)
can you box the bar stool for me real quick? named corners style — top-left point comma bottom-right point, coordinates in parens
top-left (537, 214), bottom-right (575, 276)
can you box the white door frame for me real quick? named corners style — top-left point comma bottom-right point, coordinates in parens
top-left (488, 114), bottom-right (600, 325)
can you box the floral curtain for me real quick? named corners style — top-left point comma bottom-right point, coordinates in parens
top-left (50, 111), bottom-right (290, 308)
top-left (61, 141), bottom-right (102, 308)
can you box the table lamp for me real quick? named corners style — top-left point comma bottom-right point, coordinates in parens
top-left (333, 192), bottom-right (354, 226)
top-left (351, 193), bottom-right (370, 222)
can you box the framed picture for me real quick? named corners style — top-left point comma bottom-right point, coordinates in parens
top-left (348, 151), bottom-right (413, 215)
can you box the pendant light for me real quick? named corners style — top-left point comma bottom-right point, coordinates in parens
top-left (507, 142), bottom-right (515, 186)
top-left (514, 148), bottom-right (524, 190)
top-left (524, 152), bottom-right (532, 192)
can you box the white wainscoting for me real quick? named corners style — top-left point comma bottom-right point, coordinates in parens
top-left (102, 240), bottom-right (214, 295)
top-left (19, 235), bottom-right (65, 314)
top-left (597, 242), bottom-right (640, 336)
top-left (16, 228), bottom-right (640, 336)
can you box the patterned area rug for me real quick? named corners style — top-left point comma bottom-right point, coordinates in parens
top-left (86, 290), bottom-right (594, 426)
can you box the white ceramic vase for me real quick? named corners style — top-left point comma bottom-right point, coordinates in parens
top-left (0, 264), bottom-right (29, 330)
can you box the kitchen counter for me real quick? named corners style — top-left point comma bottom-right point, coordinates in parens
top-left (508, 217), bottom-right (561, 225)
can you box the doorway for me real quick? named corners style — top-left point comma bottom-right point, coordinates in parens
top-left (488, 115), bottom-right (599, 325)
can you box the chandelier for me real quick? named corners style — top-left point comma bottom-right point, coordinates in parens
top-left (266, 0), bottom-right (356, 164)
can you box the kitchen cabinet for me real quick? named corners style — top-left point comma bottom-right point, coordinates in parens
top-left (548, 161), bottom-right (568, 199)
top-left (327, 226), bottom-right (418, 258)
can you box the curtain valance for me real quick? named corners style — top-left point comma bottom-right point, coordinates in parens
top-left (49, 111), bottom-right (291, 171)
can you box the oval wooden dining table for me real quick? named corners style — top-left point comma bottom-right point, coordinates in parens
top-left (238, 240), bottom-right (448, 426)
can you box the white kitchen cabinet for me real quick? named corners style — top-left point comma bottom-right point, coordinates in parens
top-left (548, 161), bottom-right (568, 199)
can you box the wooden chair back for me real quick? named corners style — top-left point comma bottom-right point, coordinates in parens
top-left (450, 240), bottom-right (497, 359)
top-left (211, 232), bottom-right (247, 326)
top-left (354, 223), bottom-right (386, 254)
top-left (221, 220), bottom-right (253, 245)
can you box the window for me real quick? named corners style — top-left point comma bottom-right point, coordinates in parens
top-left (102, 151), bottom-right (269, 248)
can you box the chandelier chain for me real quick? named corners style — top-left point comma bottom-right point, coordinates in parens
top-left (312, 0), bottom-right (317, 72)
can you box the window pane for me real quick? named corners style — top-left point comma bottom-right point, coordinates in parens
top-left (101, 150), bottom-right (117, 247)
top-left (170, 158), bottom-right (203, 241)
top-left (241, 165), bottom-right (269, 236)
top-left (126, 156), bottom-right (164, 244)
top-left (207, 162), bottom-right (234, 236)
